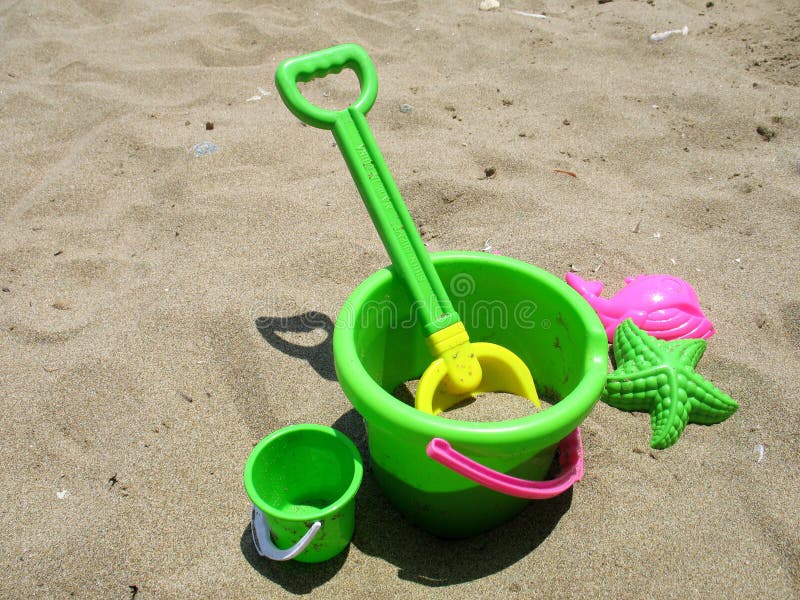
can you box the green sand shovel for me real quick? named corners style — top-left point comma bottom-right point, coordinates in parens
top-left (275, 44), bottom-right (540, 415)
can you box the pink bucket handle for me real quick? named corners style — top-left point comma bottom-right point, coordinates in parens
top-left (426, 429), bottom-right (584, 500)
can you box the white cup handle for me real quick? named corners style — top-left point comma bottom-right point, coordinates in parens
top-left (250, 505), bottom-right (322, 561)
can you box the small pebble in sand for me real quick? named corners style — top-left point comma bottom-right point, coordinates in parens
top-left (512, 10), bottom-right (549, 19)
top-left (56, 489), bottom-right (69, 500)
top-left (52, 300), bottom-right (70, 310)
top-left (756, 125), bottom-right (776, 141)
top-left (399, 103), bottom-right (413, 113)
top-left (754, 443), bottom-right (765, 463)
top-left (649, 25), bottom-right (689, 42)
top-left (482, 240), bottom-right (501, 254)
top-left (480, 166), bottom-right (496, 179)
top-left (2, 287), bottom-right (9, 293)
top-left (479, 0), bottom-right (500, 10)
top-left (191, 141), bottom-right (219, 157)
top-left (205, 121), bottom-right (214, 130)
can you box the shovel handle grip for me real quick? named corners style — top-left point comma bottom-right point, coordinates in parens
top-left (250, 505), bottom-right (322, 562)
top-left (275, 43), bottom-right (378, 129)
top-left (426, 429), bottom-right (584, 500)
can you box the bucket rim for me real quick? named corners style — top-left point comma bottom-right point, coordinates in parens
top-left (333, 251), bottom-right (608, 447)
top-left (243, 423), bottom-right (364, 522)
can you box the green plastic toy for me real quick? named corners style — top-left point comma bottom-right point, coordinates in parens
top-left (603, 319), bottom-right (739, 449)
top-left (274, 44), bottom-right (539, 416)
top-left (244, 424), bottom-right (363, 563)
top-left (333, 251), bottom-right (609, 537)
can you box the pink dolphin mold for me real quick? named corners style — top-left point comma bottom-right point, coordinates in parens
top-left (565, 272), bottom-right (715, 343)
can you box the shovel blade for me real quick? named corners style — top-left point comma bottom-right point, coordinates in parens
top-left (415, 342), bottom-right (540, 415)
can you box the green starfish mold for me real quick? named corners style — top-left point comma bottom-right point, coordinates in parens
top-left (602, 319), bottom-right (739, 449)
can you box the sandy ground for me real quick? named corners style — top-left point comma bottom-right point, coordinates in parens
top-left (1, 0), bottom-right (798, 598)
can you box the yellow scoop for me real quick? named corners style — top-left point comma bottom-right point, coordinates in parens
top-left (416, 322), bottom-right (540, 415)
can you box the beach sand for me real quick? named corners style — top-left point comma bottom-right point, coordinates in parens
top-left (1, 0), bottom-right (798, 597)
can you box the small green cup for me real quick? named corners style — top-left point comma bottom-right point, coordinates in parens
top-left (244, 424), bottom-right (363, 563)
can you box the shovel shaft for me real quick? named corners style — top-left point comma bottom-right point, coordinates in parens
top-left (334, 110), bottom-right (459, 335)
top-left (275, 44), bottom-right (460, 337)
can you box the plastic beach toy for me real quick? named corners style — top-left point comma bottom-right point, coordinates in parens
top-left (565, 272), bottom-right (715, 343)
top-left (333, 251), bottom-right (609, 537)
top-left (603, 319), bottom-right (738, 449)
top-left (426, 428), bottom-right (584, 500)
top-left (275, 44), bottom-right (540, 416)
top-left (244, 424), bottom-right (363, 562)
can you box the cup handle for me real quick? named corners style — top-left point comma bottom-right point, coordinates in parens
top-left (250, 506), bottom-right (322, 561)
top-left (425, 428), bottom-right (584, 500)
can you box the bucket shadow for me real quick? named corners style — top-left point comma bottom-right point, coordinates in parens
top-left (332, 409), bottom-right (573, 586)
top-left (254, 311), bottom-right (336, 381)
top-left (240, 524), bottom-right (348, 594)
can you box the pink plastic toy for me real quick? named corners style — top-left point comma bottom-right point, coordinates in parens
top-left (565, 273), bottom-right (715, 343)
top-left (426, 429), bottom-right (584, 499)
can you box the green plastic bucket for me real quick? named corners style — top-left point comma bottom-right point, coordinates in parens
top-left (333, 252), bottom-right (607, 538)
top-left (244, 424), bottom-right (363, 562)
